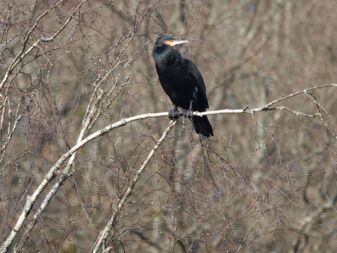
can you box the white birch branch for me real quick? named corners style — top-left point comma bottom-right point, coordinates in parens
top-left (91, 120), bottom-right (176, 253)
top-left (1, 83), bottom-right (335, 252)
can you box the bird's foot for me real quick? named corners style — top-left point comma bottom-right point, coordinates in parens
top-left (168, 107), bottom-right (180, 120)
top-left (183, 109), bottom-right (194, 118)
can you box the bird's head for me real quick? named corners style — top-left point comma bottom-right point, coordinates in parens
top-left (153, 34), bottom-right (189, 65)
top-left (154, 34), bottom-right (189, 49)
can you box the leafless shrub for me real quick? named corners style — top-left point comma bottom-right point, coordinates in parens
top-left (1, 0), bottom-right (337, 252)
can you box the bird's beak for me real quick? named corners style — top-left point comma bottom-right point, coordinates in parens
top-left (163, 39), bottom-right (189, 47)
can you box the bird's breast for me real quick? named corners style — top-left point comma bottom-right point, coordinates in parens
top-left (158, 67), bottom-right (194, 109)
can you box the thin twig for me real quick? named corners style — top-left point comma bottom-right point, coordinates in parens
top-left (0, 0), bottom-right (87, 91)
top-left (291, 195), bottom-right (337, 253)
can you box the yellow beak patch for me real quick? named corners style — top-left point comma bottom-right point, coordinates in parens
top-left (163, 40), bottom-right (189, 47)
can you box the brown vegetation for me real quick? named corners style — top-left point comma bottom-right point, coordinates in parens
top-left (1, 0), bottom-right (337, 252)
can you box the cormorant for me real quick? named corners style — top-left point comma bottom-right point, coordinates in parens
top-left (152, 34), bottom-right (214, 137)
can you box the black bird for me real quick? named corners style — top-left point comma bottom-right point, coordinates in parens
top-left (152, 34), bottom-right (214, 137)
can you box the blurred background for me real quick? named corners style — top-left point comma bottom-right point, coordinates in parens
top-left (1, 0), bottom-right (337, 252)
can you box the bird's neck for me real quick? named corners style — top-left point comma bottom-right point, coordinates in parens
top-left (154, 47), bottom-right (181, 68)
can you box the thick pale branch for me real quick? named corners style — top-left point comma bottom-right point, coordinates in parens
top-left (1, 83), bottom-right (335, 252)
top-left (194, 84), bottom-right (337, 117)
top-left (91, 121), bottom-right (176, 253)
top-left (0, 112), bottom-right (170, 252)
top-left (14, 87), bottom-right (102, 251)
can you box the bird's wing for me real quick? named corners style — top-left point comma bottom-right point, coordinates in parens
top-left (184, 58), bottom-right (209, 109)
top-left (155, 63), bottom-right (167, 87)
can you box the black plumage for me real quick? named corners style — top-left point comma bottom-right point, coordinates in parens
top-left (152, 34), bottom-right (214, 137)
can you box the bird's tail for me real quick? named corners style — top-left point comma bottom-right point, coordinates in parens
top-left (192, 116), bottom-right (214, 137)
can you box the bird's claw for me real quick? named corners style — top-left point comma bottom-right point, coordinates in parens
top-left (168, 108), bottom-right (180, 120)
top-left (183, 109), bottom-right (193, 118)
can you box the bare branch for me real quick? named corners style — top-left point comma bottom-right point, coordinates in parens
top-left (0, 0), bottom-right (87, 91)
top-left (0, 100), bottom-right (22, 167)
top-left (1, 83), bottom-right (336, 252)
top-left (291, 196), bottom-right (337, 253)
top-left (91, 120), bottom-right (176, 253)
